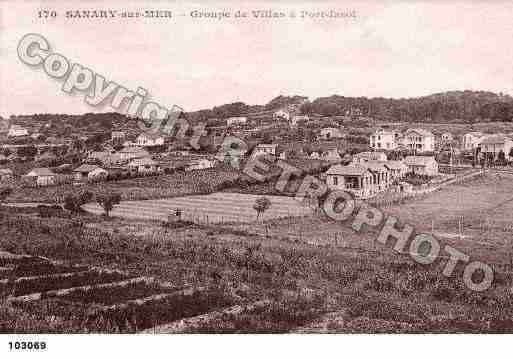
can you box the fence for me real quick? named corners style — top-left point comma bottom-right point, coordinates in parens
top-left (368, 169), bottom-right (485, 208)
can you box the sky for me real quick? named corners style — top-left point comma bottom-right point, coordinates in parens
top-left (2, 0), bottom-right (513, 117)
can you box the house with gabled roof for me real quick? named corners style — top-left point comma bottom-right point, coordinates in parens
top-left (383, 160), bottom-right (408, 180)
top-left (462, 131), bottom-right (484, 151)
top-left (370, 128), bottom-right (399, 150)
top-left (363, 161), bottom-right (391, 191)
top-left (404, 156), bottom-right (438, 176)
top-left (136, 132), bottom-right (166, 147)
top-left (403, 128), bottom-right (435, 152)
top-left (73, 164), bottom-right (108, 182)
top-left (252, 144), bottom-right (278, 158)
top-left (479, 134), bottom-right (513, 160)
top-left (8, 125), bottom-right (29, 138)
top-left (128, 157), bottom-right (162, 174)
top-left (325, 163), bottom-right (375, 198)
top-left (226, 116), bottom-right (248, 126)
top-left (25, 167), bottom-right (57, 186)
top-left (118, 147), bottom-right (151, 162)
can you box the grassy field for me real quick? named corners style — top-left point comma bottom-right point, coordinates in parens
top-left (82, 193), bottom-right (313, 223)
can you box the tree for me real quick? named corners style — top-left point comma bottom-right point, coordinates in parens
top-left (64, 191), bottom-right (93, 215)
top-left (498, 150), bottom-right (506, 165)
top-left (0, 187), bottom-right (12, 206)
top-left (253, 197), bottom-right (271, 221)
top-left (96, 193), bottom-right (121, 217)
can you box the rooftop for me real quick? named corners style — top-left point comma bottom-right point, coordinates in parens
top-left (480, 134), bottom-right (511, 145)
top-left (404, 156), bottom-right (437, 166)
top-left (326, 163), bottom-right (370, 176)
top-left (405, 128), bottom-right (434, 137)
top-left (26, 168), bottom-right (56, 177)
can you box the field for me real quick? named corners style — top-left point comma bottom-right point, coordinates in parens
top-left (82, 193), bottom-right (313, 223)
top-left (3, 170), bottom-right (513, 333)
top-left (4, 168), bottom-right (241, 203)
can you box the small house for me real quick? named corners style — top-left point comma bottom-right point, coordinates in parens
top-left (118, 147), bottom-right (151, 162)
top-left (404, 156), bottom-right (438, 176)
top-left (8, 125), bottom-right (29, 138)
top-left (462, 132), bottom-right (484, 151)
top-left (185, 158), bottom-right (217, 171)
top-left (318, 127), bottom-right (344, 140)
top-left (25, 167), bottom-right (57, 186)
top-left (128, 157), bottom-right (162, 174)
top-left (135, 132), bottom-right (166, 147)
top-left (325, 163), bottom-right (375, 198)
top-left (226, 117), bottom-right (248, 126)
top-left (479, 134), bottom-right (513, 160)
top-left (73, 164), bottom-right (108, 182)
top-left (383, 160), bottom-right (408, 180)
top-left (252, 144), bottom-right (278, 158)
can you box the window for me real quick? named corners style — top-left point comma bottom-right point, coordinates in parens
top-left (333, 176), bottom-right (338, 186)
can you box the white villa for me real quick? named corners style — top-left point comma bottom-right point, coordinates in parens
top-left (403, 128), bottom-right (435, 152)
top-left (226, 116), bottom-right (248, 126)
top-left (8, 125), bottom-right (29, 138)
top-left (136, 133), bottom-right (166, 147)
top-left (462, 132), bottom-right (484, 151)
top-left (25, 167), bottom-right (57, 186)
top-left (370, 129), bottom-right (398, 150)
top-left (252, 144), bottom-right (278, 158)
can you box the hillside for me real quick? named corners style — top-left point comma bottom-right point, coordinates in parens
top-left (192, 90), bottom-right (513, 123)
top-left (7, 91), bottom-right (513, 131)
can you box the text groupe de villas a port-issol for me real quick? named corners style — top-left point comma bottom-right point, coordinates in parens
top-left (190, 9), bottom-right (356, 19)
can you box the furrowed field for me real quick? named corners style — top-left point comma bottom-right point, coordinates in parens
top-left (82, 193), bottom-right (312, 223)
top-left (2, 171), bottom-right (513, 333)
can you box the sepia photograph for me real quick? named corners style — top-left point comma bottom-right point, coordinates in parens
top-left (0, 0), bottom-right (513, 356)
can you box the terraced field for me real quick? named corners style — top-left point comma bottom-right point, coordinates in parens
top-left (82, 193), bottom-right (312, 223)
top-left (0, 252), bottom-right (243, 333)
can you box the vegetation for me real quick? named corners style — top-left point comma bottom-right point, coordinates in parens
top-left (63, 191), bottom-right (93, 215)
top-left (253, 197), bottom-right (271, 221)
top-left (96, 193), bottom-right (122, 217)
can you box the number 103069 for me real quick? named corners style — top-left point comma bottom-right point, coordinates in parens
top-left (9, 341), bottom-right (47, 350)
